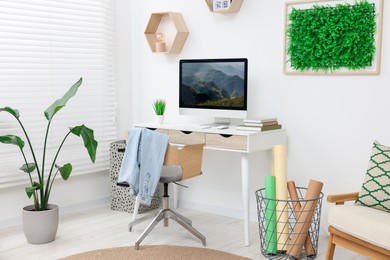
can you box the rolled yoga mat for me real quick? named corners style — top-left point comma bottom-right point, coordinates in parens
top-left (287, 179), bottom-right (323, 259)
top-left (265, 175), bottom-right (277, 254)
top-left (272, 144), bottom-right (289, 251)
top-left (287, 181), bottom-right (315, 257)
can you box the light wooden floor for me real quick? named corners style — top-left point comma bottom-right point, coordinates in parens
top-left (0, 206), bottom-right (368, 260)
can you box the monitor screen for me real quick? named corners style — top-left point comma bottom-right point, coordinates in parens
top-left (179, 58), bottom-right (248, 119)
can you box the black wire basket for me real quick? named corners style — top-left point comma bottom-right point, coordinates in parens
top-left (255, 187), bottom-right (324, 260)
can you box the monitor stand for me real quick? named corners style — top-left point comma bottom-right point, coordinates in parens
top-left (214, 117), bottom-right (231, 126)
top-left (200, 118), bottom-right (231, 128)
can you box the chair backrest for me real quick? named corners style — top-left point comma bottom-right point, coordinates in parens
top-left (163, 143), bottom-right (204, 181)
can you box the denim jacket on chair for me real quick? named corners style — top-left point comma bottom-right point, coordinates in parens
top-left (118, 128), bottom-right (168, 206)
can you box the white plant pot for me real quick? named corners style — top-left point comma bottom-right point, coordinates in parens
top-left (22, 204), bottom-right (59, 244)
top-left (155, 115), bottom-right (164, 124)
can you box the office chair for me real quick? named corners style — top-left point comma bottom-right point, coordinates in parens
top-left (128, 143), bottom-right (206, 250)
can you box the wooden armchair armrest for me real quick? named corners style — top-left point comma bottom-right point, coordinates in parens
top-left (327, 192), bottom-right (359, 205)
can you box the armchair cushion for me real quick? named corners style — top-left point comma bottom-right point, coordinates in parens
top-left (328, 204), bottom-right (390, 250)
top-left (355, 141), bottom-right (390, 212)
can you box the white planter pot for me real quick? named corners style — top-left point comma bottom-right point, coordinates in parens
top-left (155, 115), bottom-right (164, 124)
top-left (22, 204), bottom-right (59, 244)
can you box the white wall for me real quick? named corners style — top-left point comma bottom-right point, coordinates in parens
top-left (116, 0), bottom-right (133, 136)
top-left (124, 0), bottom-right (390, 227)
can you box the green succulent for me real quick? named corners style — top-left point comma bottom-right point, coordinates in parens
top-left (153, 99), bottom-right (166, 116)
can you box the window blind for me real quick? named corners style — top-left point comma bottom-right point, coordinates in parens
top-left (0, 0), bottom-right (117, 188)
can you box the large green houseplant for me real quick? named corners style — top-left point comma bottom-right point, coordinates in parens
top-left (0, 78), bottom-right (98, 243)
top-left (0, 77), bottom-right (97, 210)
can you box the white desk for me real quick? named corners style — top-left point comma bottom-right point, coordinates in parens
top-left (135, 123), bottom-right (287, 246)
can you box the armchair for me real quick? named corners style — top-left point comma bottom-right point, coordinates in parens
top-left (326, 192), bottom-right (390, 260)
top-left (326, 141), bottom-right (390, 259)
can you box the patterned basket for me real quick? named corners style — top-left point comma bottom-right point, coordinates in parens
top-left (109, 140), bottom-right (160, 213)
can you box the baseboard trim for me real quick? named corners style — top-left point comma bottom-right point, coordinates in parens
top-left (176, 198), bottom-right (258, 223)
top-left (60, 197), bottom-right (111, 216)
top-left (0, 197), bottom-right (110, 230)
top-left (177, 198), bottom-right (328, 235)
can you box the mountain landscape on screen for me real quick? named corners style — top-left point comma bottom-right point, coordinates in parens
top-left (180, 62), bottom-right (245, 108)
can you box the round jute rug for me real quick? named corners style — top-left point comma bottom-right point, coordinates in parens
top-left (60, 245), bottom-right (251, 260)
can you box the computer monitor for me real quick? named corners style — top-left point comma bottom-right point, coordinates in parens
top-left (179, 58), bottom-right (248, 124)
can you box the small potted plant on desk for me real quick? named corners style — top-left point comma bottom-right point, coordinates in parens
top-left (153, 99), bottom-right (166, 124)
top-left (0, 77), bottom-right (98, 244)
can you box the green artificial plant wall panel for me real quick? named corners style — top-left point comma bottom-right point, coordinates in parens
top-left (284, 0), bottom-right (383, 75)
top-left (289, 1), bottom-right (375, 71)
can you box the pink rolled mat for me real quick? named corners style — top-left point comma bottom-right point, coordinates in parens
top-left (287, 179), bottom-right (323, 259)
top-left (287, 181), bottom-right (315, 257)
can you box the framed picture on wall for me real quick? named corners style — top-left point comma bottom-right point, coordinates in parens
top-left (213, 0), bottom-right (231, 11)
top-left (284, 0), bottom-right (384, 75)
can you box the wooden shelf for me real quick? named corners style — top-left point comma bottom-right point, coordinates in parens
top-left (205, 0), bottom-right (244, 13)
top-left (144, 12), bottom-right (189, 54)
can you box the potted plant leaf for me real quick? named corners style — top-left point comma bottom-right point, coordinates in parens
top-left (0, 77), bottom-right (98, 244)
top-left (153, 99), bottom-right (166, 124)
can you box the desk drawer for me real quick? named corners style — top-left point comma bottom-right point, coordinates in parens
top-left (169, 130), bottom-right (205, 144)
top-left (206, 134), bottom-right (247, 151)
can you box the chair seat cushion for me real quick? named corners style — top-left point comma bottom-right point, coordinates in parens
top-left (159, 166), bottom-right (183, 183)
top-left (328, 205), bottom-right (390, 250)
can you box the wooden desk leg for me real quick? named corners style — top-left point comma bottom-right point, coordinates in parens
top-left (241, 153), bottom-right (250, 247)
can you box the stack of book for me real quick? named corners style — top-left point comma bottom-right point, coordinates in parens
top-left (237, 117), bottom-right (282, 132)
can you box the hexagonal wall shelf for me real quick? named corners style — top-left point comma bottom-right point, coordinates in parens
top-left (144, 12), bottom-right (189, 54)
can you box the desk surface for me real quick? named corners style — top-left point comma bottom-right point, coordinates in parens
top-left (135, 122), bottom-right (285, 136)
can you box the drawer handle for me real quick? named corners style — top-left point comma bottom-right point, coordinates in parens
top-left (147, 127), bottom-right (157, 131)
top-left (220, 134), bottom-right (233, 138)
top-left (181, 131), bottom-right (193, 135)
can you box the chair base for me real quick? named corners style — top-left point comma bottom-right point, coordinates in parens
top-left (129, 196), bottom-right (206, 250)
top-left (326, 226), bottom-right (390, 260)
